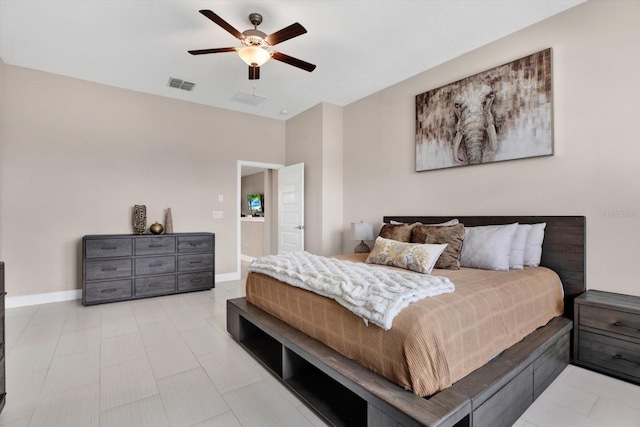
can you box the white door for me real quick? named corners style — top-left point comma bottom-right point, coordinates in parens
top-left (278, 163), bottom-right (304, 253)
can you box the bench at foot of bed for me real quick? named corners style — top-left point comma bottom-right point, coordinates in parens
top-left (227, 297), bottom-right (572, 427)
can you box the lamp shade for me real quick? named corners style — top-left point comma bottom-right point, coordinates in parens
top-left (238, 46), bottom-right (272, 67)
top-left (351, 222), bottom-right (374, 241)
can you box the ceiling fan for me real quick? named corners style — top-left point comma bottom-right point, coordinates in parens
top-left (188, 10), bottom-right (316, 80)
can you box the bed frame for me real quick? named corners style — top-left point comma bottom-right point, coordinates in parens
top-left (227, 216), bottom-right (585, 427)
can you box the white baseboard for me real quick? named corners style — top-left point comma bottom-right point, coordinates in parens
top-left (215, 272), bottom-right (241, 282)
top-left (7, 272), bottom-right (242, 308)
top-left (6, 289), bottom-right (81, 308)
top-left (240, 254), bottom-right (256, 262)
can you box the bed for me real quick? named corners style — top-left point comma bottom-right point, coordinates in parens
top-left (227, 216), bottom-right (585, 427)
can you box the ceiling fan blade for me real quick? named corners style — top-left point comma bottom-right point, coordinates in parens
top-left (272, 52), bottom-right (316, 72)
top-left (249, 66), bottom-right (260, 80)
top-left (199, 10), bottom-right (243, 40)
top-left (265, 23), bottom-right (307, 46)
top-left (188, 47), bottom-right (237, 55)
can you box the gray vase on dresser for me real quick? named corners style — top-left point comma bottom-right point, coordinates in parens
top-left (82, 233), bottom-right (215, 305)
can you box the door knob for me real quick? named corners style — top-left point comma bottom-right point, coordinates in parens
top-left (295, 225), bottom-right (305, 230)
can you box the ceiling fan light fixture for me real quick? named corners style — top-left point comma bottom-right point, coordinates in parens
top-left (238, 46), bottom-right (271, 67)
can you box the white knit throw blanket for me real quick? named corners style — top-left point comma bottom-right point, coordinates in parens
top-left (248, 252), bottom-right (455, 330)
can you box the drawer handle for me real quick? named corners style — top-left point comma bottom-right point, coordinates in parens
top-left (149, 262), bottom-right (164, 267)
top-left (613, 353), bottom-right (640, 365)
top-left (189, 242), bottom-right (202, 246)
top-left (190, 278), bottom-right (202, 283)
top-left (101, 267), bottom-right (117, 271)
top-left (189, 261), bottom-right (203, 264)
top-left (101, 288), bottom-right (118, 293)
top-left (101, 246), bottom-right (117, 250)
top-left (148, 283), bottom-right (165, 288)
top-left (614, 321), bottom-right (640, 330)
top-left (149, 244), bottom-right (164, 248)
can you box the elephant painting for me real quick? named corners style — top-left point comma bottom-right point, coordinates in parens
top-left (415, 49), bottom-right (553, 171)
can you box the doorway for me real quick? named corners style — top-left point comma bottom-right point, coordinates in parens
top-left (236, 161), bottom-right (283, 275)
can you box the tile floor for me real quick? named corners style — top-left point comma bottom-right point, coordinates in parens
top-left (1, 270), bottom-right (639, 426)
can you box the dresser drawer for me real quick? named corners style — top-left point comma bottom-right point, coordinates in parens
top-left (135, 236), bottom-right (176, 256)
top-left (86, 259), bottom-right (132, 281)
top-left (135, 256), bottom-right (176, 276)
top-left (178, 236), bottom-right (214, 253)
top-left (85, 238), bottom-right (132, 259)
top-left (578, 330), bottom-right (640, 380)
top-left (135, 275), bottom-right (176, 297)
top-left (0, 314), bottom-right (4, 360)
top-left (580, 305), bottom-right (640, 340)
top-left (178, 272), bottom-right (213, 291)
top-left (84, 279), bottom-right (132, 303)
top-left (178, 254), bottom-right (214, 272)
top-left (0, 356), bottom-right (5, 406)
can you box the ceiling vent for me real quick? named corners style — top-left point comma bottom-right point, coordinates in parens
top-left (230, 91), bottom-right (266, 106)
top-left (168, 77), bottom-right (196, 91)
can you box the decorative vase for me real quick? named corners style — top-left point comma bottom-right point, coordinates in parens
top-left (149, 222), bottom-right (164, 235)
top-left (133, 205), bottom-right (147, 235)
top-left (165, 208), bottom-right (174, 234)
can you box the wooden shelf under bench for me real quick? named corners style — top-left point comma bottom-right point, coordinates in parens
top-left (574, 290), bottom-right (640, 385)
top-left (82, 233), bottom-right (215, 305)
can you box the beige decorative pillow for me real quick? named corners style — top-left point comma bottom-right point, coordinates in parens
top-left (378, 223), bottom-right (415, 242)
top-left (366, 236), bottom-right (447, 274)
top-left (410, 223), bottom-right (465, 270)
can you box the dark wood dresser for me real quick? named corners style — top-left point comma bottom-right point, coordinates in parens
top-left (0, 262), bottom-right (6, 413)
top-left (574, 290), bottom-right (640, 384)
top-left (82, 233), bottom-right (215, 305)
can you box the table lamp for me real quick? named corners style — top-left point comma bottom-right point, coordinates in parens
top-left (351, 221), bottom-right (374, 253)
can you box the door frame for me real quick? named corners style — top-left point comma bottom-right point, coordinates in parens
top-left (236, 160), bottom-right (284, 276)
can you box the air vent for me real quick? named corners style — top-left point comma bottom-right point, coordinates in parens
top-left (230, 91), bottom-right (266, 106)
top-left (168, 77), bottom-right (196, 91)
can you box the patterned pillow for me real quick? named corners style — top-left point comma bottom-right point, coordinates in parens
top-left (366, 236), bottom-right (447, 274)
top-left (390, 219), bottom-right (459, 226)
top-left (378, 223), bottom-right (415, 242)
top-left (410, 224), bottom-right (465, 270)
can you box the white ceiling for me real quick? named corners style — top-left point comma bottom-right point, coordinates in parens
top-left (0, 0), bottom-right (585, 120)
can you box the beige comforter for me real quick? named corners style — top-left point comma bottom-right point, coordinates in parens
top-left (246, 253), bottom-right (564, 396)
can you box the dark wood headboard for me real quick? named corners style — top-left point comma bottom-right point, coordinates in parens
top-left (383, 216), bottom-right (586, 319)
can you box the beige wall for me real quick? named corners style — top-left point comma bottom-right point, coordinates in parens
top-left (1, 65), bottom-right (285, 297)
top-left (286, 103), bottom-right (344, 256)
top-left (321, 103), bottom-right (344, 256)
top-left (286, 104), bottom-right (324, 254)
top-left (0, 57), bottom-right (4, 261)
top-left (342, 0), bottom-right (640, 297)
top-left (241, 220), bottom-right (265, 259)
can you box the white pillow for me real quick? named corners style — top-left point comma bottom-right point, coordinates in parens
top-left (389, 219), bottom-right (459, 226)
top-left (509, 224), bottom-right (532, 270)
top-left (460, 223), bottom-right (518, 271)
top-left (523, 223), bottom-right (546, 267)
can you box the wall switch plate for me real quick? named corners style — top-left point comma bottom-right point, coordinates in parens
top-left (212, 211), bottom-right (223, 219)
top-left (218, 195), bottom-right (224, 202)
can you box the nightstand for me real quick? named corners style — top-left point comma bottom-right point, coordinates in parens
top-left (574, 290), bottom-right (640, 385)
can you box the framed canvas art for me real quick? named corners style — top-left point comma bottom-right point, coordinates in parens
top-left (416, 48), bottom-right (553, 172)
